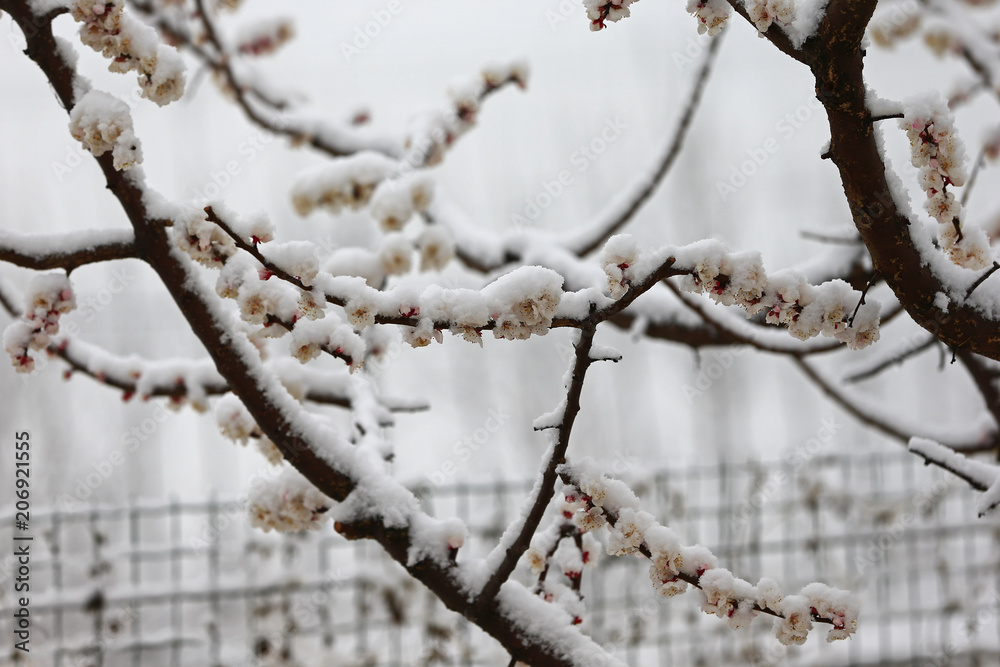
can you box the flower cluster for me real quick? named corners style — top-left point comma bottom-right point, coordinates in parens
top-left (291, 151), bottom-right (398, 216)
top-left (215, 394), bottom-right (284, 463)
top-left (583, 0), bottom-right (639, 31)
top-left (558, 459), bottom-right (859, 645)
top-left (3, 274), bottom-right (75, 373)
top-left (668, 239), bottom-right (880, 349)
top-left (248, 468), bottom-right (331, 533)
top-left (416, 226), bottom-right (455, 272)
top-left (401, 318), bottom-right (443, 348)
top-left (370, 173), bottom-right (434, 232)
top-left (687, 0), bottom-right (730, 36)
top-left (216, 394), bottom-right (261, 443)
top-left (868, 4), bottom-right (921, 48)
top-left (522, 494), bottom-right (601, 624)
top-left (747, 0), bottom-right (795, 33)
top-left (289, 317), bottom-right (365, 370)
top-left (483, 267), bottom-right (563, 341)
top-left (173, 210), bottom-right (237, 266)
top-left (379, 234), bottom-right (414, 276)
top-left (70, 0), bottom-right (185, 105)
top-left (901, 96), bottom-right (991, 270)
top-left (404, 61), bottom-right (527, 167)
top-left (599, 235), bottom-right (639, 300)
top-left (69, 90), bottom-right (142, 171)
top-left (235, 17), bottom-right (295, 56)
top-left (262, 241), bottom-right (320, 287)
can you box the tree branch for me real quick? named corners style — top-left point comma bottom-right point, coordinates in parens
top-left (564, 31), bottom-right (725, 257)
top-left (0, 229), bottom-right (137, 272)
top-left (476, 324), bottom-right (597, 608)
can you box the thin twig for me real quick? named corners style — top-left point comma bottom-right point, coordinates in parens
top-left (960, 147), bottom-right (986, 209)
top-left (847, 273), bottom-right (878, 327)
top-left (800, 231), bottom-right (862, 244)
top-left (566, 31), bottom-right (726, 257)
top-left (476, 324), bottom-right (598, 608)
top-left (844, 334), bottom-right (938, 383)
top-left (966, 261), bottom-right (1000, 299)
top-left (794, 357), bottom-right (995, 452)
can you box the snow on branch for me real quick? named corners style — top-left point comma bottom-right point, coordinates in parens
top-left (563, 32), bottom-right (724, 258)
top-left (69, 0), bottom-right (185, 105)
top-left (795, 357), bottom-right (996, 451)
top-left (908, 437), bottom-right (1000, 515)
top-left (900, 94), bottom-right (992, 270)
top-left (0, 228), bottom-right (136, 272)
top-left (477, 326), bottom-right (599, 607)
top-left (655, 237), bottom-right (881, 349)
top-left (557, 459), bottom-right (858, 644)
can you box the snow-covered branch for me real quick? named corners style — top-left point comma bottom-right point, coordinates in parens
top-left (0, 229), bottom-right (136, 272)
top-left (557, 459), bottom-right (859, 643)
top-left (477, 325), bottom-right (599, 608)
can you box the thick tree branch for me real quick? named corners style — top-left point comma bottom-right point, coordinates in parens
top-left (807, 0), bottom-right (1000, 359)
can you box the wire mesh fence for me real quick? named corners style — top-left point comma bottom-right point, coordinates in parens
top-left (2, 449), bottom-right (1000, 666)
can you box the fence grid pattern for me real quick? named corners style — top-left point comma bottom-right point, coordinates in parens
top-left (2, 451), bottom-right (1000, 666)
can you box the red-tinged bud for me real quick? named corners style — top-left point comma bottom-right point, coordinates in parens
top-left (63, 369), bottom-right (73, 379)
top-left (122, 391), bottom-right (134, 402)
top-left (258, 269), bottom-right (274, 281)
top-left (572, 616), bottom-right (583, 625)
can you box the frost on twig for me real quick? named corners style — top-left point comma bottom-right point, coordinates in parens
top-left (557, 459), bottom-right (859, 644)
